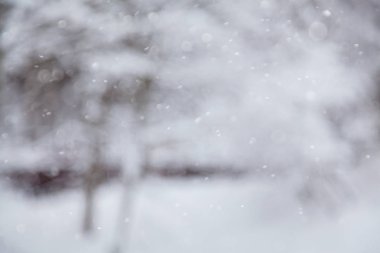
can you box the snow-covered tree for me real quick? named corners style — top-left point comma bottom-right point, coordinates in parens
top-left (1, 0), bottom-right (158, 234)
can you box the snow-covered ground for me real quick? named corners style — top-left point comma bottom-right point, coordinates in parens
top-left (1, 177), bottom-right (380, 253)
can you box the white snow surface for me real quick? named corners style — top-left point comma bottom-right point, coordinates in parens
top-left (1, 178), bottom-right (380, 253)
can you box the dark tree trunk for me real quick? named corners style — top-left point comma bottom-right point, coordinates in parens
top-left (82, 138), bottom-right (103, 234)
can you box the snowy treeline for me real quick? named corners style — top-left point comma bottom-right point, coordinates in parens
top-left (1, 0), bottom-right (380, 246)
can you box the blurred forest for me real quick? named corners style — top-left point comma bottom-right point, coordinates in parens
top-left (1, 0), bottom-right (380, 252)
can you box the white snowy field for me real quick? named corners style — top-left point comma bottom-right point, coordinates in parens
top-left (0, 177), bottom-right (380, 253)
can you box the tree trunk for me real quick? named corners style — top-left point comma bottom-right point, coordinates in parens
top-left (111, 126), bottom-right (145, 253)
top-left (82, 138), bottom-right (103, 234)
top-left (111, 177), bottom-right (137, 253)
top-left (83, 166), bottom-right (97, 233)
